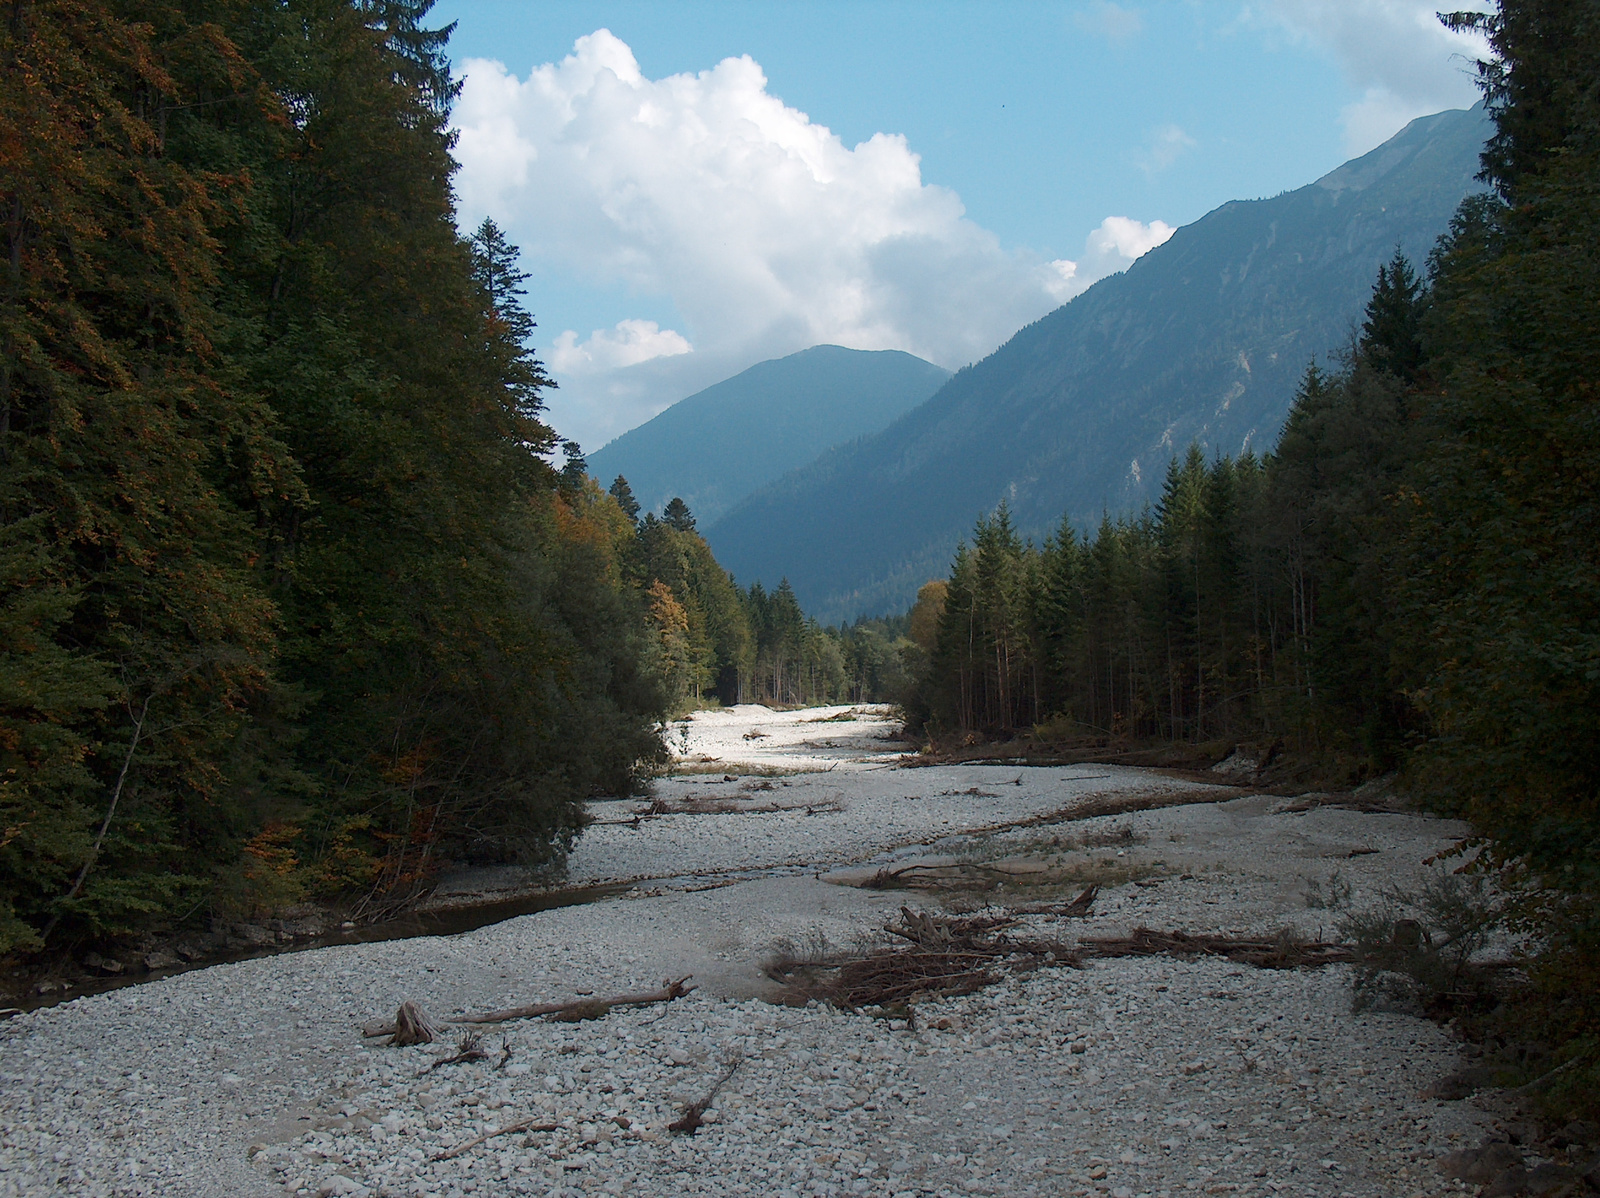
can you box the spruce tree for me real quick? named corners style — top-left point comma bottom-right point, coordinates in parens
top-left (609, 476), bottom-right (642, 521)
top-left (1359, 250), bottom-right (1426, 383)
top-left (663, 497), bottom-right (696, 532)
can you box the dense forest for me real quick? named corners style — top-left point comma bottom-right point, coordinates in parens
top-left (0, 0), bottom-right (912, 959)
top-left (914, 0), bottom-right (1599, 1100)
top-left (603, 476), bottom-right (916, 711)
top-left (0, 0), bottom-right (905, 959)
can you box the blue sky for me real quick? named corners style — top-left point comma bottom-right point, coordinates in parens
top-left (431, 1), bottom-right (1485, 450)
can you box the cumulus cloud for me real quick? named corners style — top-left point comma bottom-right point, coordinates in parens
top-left (549, 320), bottom-right (692, 374)
top-left (1133, 123), bottom-right (1198, 176)
top-left (1254, 1), bottom-right (1490, 154)
top-left (1083, 215), bottom-right (1178, 277)
top-left (1075, 1), bottom-right (1144, 40)
top-left (451, 31), bottom-right (1169, 447)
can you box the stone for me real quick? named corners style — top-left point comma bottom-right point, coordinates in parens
top-left (1551, 1120), bottom-right (1600, 1150)
top-left (1422, 1065), bottom-right (1495, 1100)
top-left (316, 1176), bottom-right (370, 1198)
top-left (1439, 1141), bottom-right (1524, 1183)
top-left (144, 949), bottom-right (180, 971)
top-left (1482, 1163), bottom-right (1582, 1198)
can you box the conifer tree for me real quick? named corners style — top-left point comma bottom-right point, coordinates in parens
top-left (663, 497), bottom-right (696, 532)
top-left (609, 476), bottom-right (641, 522)
top-left (1359, 250), bottom-right (1426, 383)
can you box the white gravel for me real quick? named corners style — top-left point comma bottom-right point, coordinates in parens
top-left (0, 706), bottom-right (1496, 1197)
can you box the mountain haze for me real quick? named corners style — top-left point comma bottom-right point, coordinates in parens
top-left (586, 345), bottom-right (949, 526)
top-left (707, 105), bottom-right (1492, 622)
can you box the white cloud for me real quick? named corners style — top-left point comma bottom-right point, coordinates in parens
top-left (451, 30), bottom-right (1169, 447)
top-left (1075, 1), bottom-right (1144, 40)
top-left (1083, 215), bottom-right (1177, 277)
top-left (549, 319), bottom-right (692, 373)
top-left (1253, 1), bottom-right (1490, 154)
top-left (1133, 123), bottom-right (1197, 176)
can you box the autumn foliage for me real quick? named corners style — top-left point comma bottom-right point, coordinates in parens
top-left (0, 1), bottom-right (668, 952)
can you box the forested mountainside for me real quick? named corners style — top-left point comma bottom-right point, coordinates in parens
top-left (707, 105), bottom-right (1491, 623)
top-left (0, 1), bottom-right (909, 958)
top-left (587, 345), bottom-right (948, 527)
top-left (908, 0), bottom-right (1600, 1109)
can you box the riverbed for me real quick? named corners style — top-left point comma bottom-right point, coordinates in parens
top-left (0, 705), bottom-right (1498, 1197)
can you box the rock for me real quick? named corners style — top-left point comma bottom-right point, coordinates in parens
top-left (144, 949), bottom-right (180, 971)
top-left (1551, 1120), bottom-right (1600, 1150)
top-left (1440, 1141), bottom-right (1524, 1183)
top-left (1580, 1154), bottom-right (1600, 1189)
top-left (232, 923), bottom-right (273, 946)
top-left (1210, 751), bottom-right (1259, 777)
top-left (1423, 1065), bottom-right (1496, 1100)
top-left (1483, 1163), bottom-right (1582, 1198)
top-left (316, 1176), bottom-right (369, 1198)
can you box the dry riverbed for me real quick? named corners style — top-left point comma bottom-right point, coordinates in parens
top-left (0, 705), bottom-right (1518, 1197)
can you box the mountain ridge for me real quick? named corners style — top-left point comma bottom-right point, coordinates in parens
top-left (586, 344), bottom-right (949, 526)
top-left (706, 104), bottom-right (1492, 621)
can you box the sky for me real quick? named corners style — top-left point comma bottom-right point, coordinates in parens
top-left (431, 0), bottom-right (1488, 452)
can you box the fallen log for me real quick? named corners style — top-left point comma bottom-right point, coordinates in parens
top-left (456, 976), bottom-right (697, 1026)
top-left (432, 1116), bottom-right (559, 1161)
top-left (1079, 927), bottom-right (1353, 969)
top-left (362, 977), bottom-right (696, 1039)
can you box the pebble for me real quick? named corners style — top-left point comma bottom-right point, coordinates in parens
top-left (0, 706), bottom-right (1494, 1197)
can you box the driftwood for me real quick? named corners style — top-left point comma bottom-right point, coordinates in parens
top-left (772, 907), bottom-right (1353, 1011)
top-left (363, 977), bottom-right (697, 1039)
top-left (669, 1056), bottom-right (743, 1134)
top-left (456, 976), bottom-right (696, 1026)
top-left (425, 1031), bottom-right (488, 1072)
top-left (1079, 926), bottom-right (1354, 969)
top-left (431, 1116), bottom-right (559, 1161)
top-left (386, 1000), bottom-right (441, 1046)
top-left (770, 908), bottom-right (1081, 1009)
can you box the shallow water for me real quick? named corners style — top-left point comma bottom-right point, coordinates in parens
top-left (9, 881), bottom-right (632, 1015)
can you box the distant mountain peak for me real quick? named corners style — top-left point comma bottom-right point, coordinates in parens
top-left (707, 105), bottom-right (1491, 623)
top-left (586, 345), bottom-right (949, 528)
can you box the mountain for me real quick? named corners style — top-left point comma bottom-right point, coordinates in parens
top-left (707, 105), bottom-right (1492, 622)
top-left (585, 345), bottom-right (950, 527)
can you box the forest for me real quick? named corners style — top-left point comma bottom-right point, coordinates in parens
top-left (0, 0), bottom-right (911, 959)
top-left (913, 0), bottom-right (1598, 1098)
top-left (0, 0), bottom-right (639, 948)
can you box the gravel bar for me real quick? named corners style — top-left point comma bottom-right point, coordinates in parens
top-left (0, 705), bottom-right (1496, 1197)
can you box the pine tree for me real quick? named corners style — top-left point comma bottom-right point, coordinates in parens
top-left (609, 476), bottom-right (641, 522)
top-left (663, 497), bottom-right (696, 532)
top-left (1359, 250), bottom-right (1425, 383)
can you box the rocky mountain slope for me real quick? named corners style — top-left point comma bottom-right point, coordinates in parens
top-left (707, 105), bottom-right (1491, 621)
top-left (587, 345), bottom-right (949, 526)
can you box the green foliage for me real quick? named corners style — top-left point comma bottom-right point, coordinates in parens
top-left (908, 0), bottom-right (1600, 1107)
top-left (0, 0), bottom-right (671, 950)
top-left (662, 496), bottom-right (696, 533)
top-left (1397, 1), bottom-right (1600, 902)
top-left (608, 476), bottom-right (641, 522)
